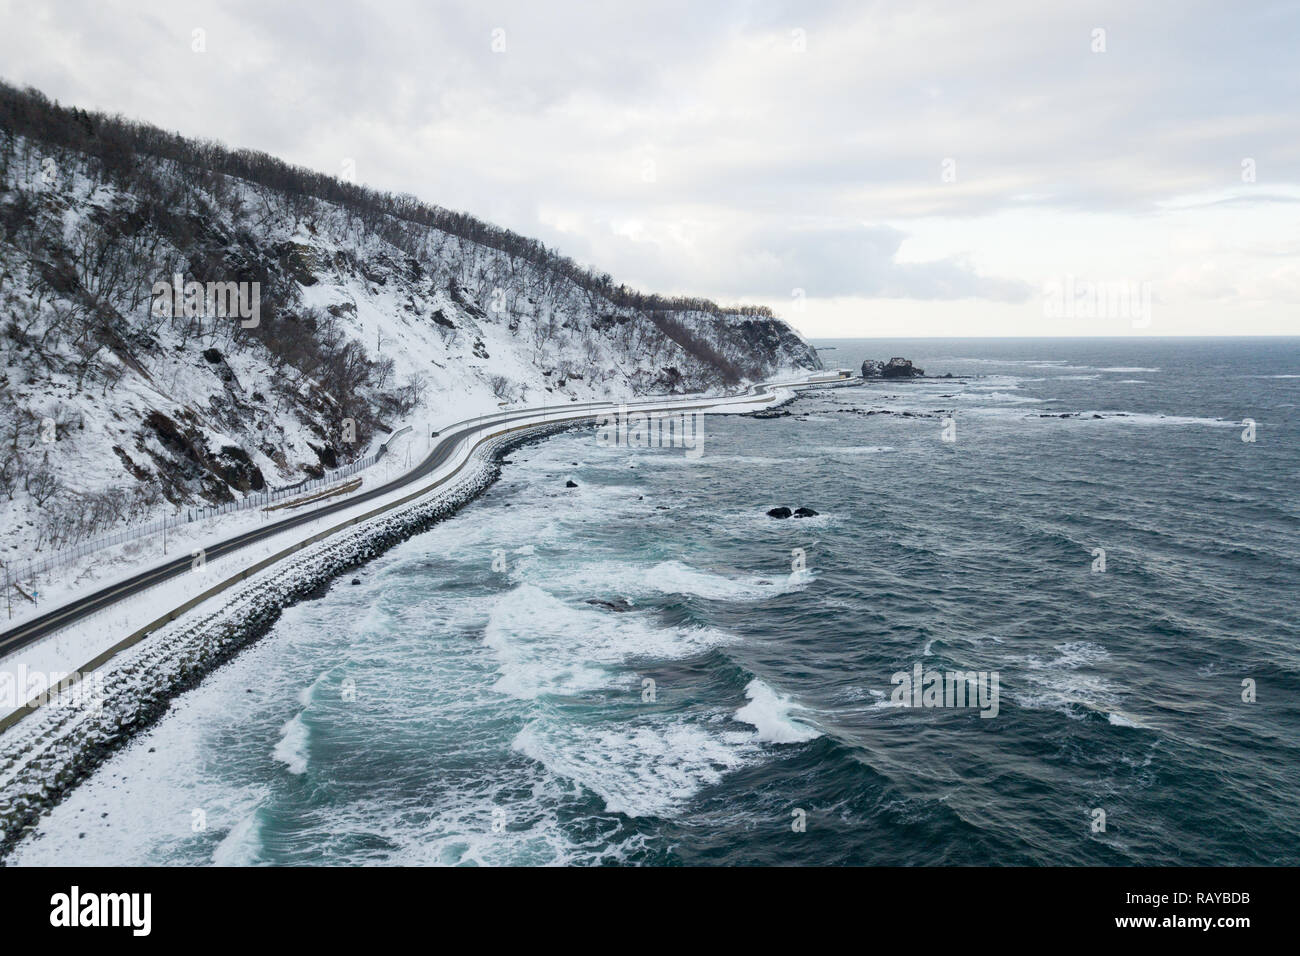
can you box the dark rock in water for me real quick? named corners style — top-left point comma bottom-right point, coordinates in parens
top-left (792, 507), bottom-right (819, 518)
top-left (752, 408), bottom-right (792, 419)
top-left (767, 506), bottom-right (793, 518)
top-left (883, 357), bottom-right (924, 377)
top-left (351, 578), bottom-right (361, 585)
top-left (862, 357), bottom-right (925, 378)
top-left (586, 597), bottom-right (634, 612)
top-left (565, 479), bottom-right (578, 488)
top-left (656, 505), bottom-right (670, 510)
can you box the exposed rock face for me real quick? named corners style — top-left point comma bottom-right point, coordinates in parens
top-left (862, 357), bottom-right (925, 378)
top-left (766, 506), bottom-right (793, 519)
top-left (143, 410), bottom-right (267, 502)
top-left (792, 507), bottom-right (818, 518)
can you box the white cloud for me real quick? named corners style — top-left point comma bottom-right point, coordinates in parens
top-left (2, 0), bottom-right (1298, 334)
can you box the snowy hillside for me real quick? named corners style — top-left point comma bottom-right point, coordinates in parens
top-left (0, 83), bottom-right (819, 567)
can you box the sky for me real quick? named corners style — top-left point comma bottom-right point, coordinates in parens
top-left (2, 0), bottom-right (1298, 337)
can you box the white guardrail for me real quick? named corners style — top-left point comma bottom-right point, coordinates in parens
top-left (2, 424), bottom-right (416, 589)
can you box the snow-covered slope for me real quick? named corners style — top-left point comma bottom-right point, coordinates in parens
top-left (0, 83), bottom-right (819, 566)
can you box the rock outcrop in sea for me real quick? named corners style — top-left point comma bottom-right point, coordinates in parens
top-left (862, 357), bottom-right (925, 378)
top-left (766, 506), bottom-right (818, 519)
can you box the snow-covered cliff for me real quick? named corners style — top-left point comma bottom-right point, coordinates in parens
top-left (0, 83), bottom-right (819, 563)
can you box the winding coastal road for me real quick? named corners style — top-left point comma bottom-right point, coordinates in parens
top-left (0, 373), bottom-right (846, 664)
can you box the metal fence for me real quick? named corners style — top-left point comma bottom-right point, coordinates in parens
top-left (0, 425), bottom-right (498, 651)
top-left (2, 430), bottom-right (413, 589)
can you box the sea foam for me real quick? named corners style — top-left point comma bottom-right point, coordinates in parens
top-left (734, 678), bottom-right (820, 744)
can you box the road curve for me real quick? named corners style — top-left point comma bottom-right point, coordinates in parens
top-left (0, 376), bottom-right (833, 659)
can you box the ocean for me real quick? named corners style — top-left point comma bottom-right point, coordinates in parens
top-left (13, 337), bottom-right (1299, 866)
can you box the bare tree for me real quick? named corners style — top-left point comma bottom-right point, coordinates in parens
top-left (0, 451), bottom-right (20, 501)
top-left (26, 460), bottom-right (60, 507)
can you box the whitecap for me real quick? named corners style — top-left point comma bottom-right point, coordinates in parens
top-left (973, 391), bottom-right (1047, 403)
top-left (512, 718), bottom-right (758, 818)
top-left (734, 678), bottom-right (821, 744)
top-left (272, 713), bottom-right (310, 775)
top-left (1078, 412), bottom-right (1237, 427)
top-left (484, 583), bottom-right (732, 699)
top-left (631, 454), bottom-right (806, 468)
top-left (1107, 711), bottom-right (1146, 728)
top-left (641, 560), bottom-right (811, 601)
top-left (816, 445), bottom-right (896, 455)
top-left (212, 810), bottom-right (264, 866)
top-left (1013, 642), bottom-right (1120, 719)
top-left (531, 559), bottom-right (810, 603)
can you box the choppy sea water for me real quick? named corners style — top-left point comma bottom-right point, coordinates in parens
top-left (13, 338), bottom-right (1300, 866)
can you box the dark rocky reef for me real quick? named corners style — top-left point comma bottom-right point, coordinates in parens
top-left (767, 506), bottom-right (818, 519)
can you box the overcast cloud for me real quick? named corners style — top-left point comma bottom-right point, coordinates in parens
top-left (2, 0), bottom-right (1297, 335)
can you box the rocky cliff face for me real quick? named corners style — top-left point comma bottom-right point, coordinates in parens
top-left (0, 83), bottom-right (819, 560)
